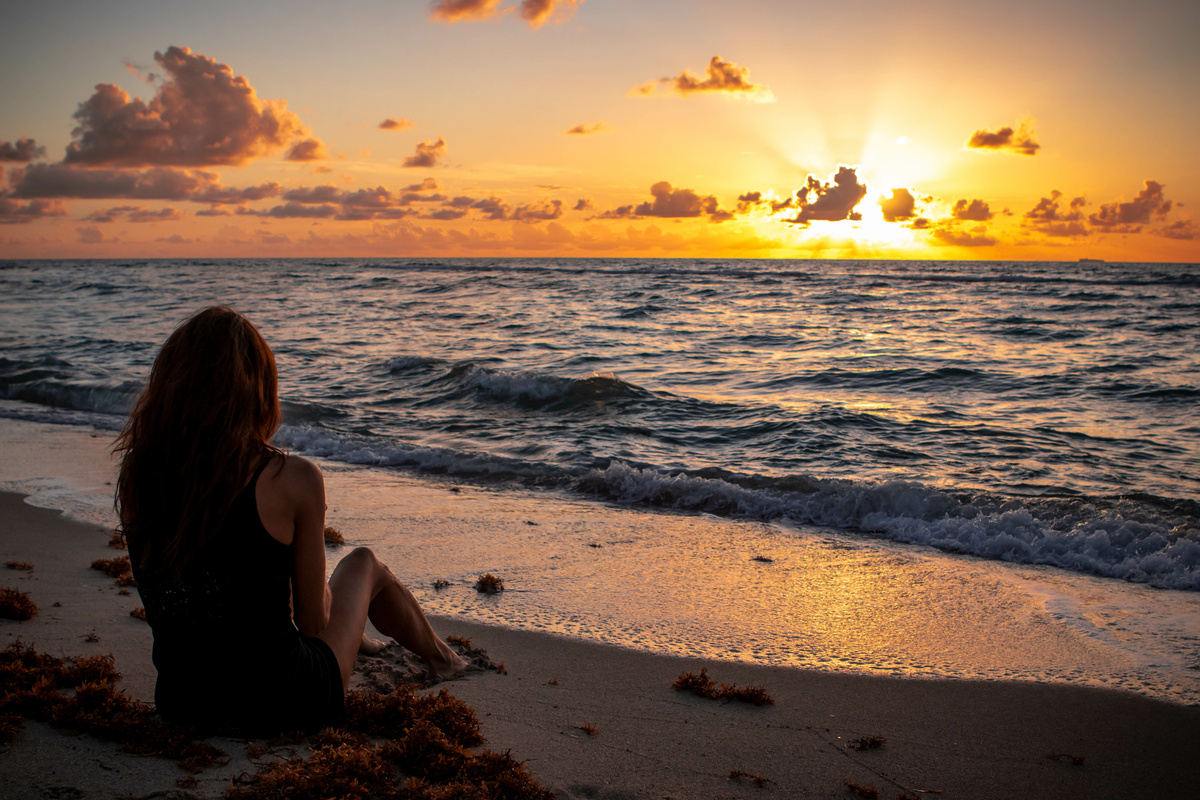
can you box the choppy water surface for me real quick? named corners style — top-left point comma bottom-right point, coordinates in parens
top-left (1, 257), bottom-right (1198, 590)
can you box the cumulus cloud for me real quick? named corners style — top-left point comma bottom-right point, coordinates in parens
top-left (1089, 180), bottom-right (1172, 230)
top-left (76, 226), bottom-right (112, 244)
top-left (932, 226), bottom-right (997, 247)
top-left (63, 46), bottom-right (316, 168)
top-left (510, 198), bottom-right (563, 222)
top-left (403, 137), bottom-right (447, 168)
top-left (631, 56), bottom-right (773, 101)
top-left (967, 122), bottom-right (1040, 155)
top-left (951, 198), bottom-right (994, 221)
top-left (82, 205), bottom-right (181, 223)
top-left (379, 117), bottom-right (416, 131)
top-left (879, 188), bottom-right (917, 222)
top-left (565, 121), bottom-right (610, 135)
top-left (597, 181), bottom-right (728, 222)
top-left (0, 137), bottom-right (46, 162)
top-left (783, 166), bottom-right (867, 225)
top-left (192, 182), bottom-right (281, 204)
top-left (1156, 220), bottom-right (1196, 240)
top-left (573, 198), bottom-right (592, 211)
top-left (11, 163), bottom-right (222, 200)
top-left (429, 0), bottom-right (582, 27)
top-left (285, 138), bottom-right (328, 162)
top-left (1023, 190), bottom-right (1087, 237)
top-left (0, 197), bottom-right (67, 224)
top-left (429, 0), bottom-right (504, 23)
top-left (519, 0), bottom-right (583, 28)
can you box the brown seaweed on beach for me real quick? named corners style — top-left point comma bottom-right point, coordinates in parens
top-left (672, 667), bottom-right (774, 705)
top-left (108, 531), bottom-right (126, 550)
top-left (432, 579), bottom-right (452, 590)
top-left (474, 573), bottom-right (505, 594)
top-left (5, 561), bottom-right (34, 572)
top-left (130, 606), bottom-right (147, 621)
top-left (729, 769), bottom-right (770, 786)
top-left (1046, 751), bottom-right (1085, 765)
top-left (0, 642), bottom-right (224, 771)
top-left (91, 556), bottom-right (137, 587)
top-left (844, 779), bottom-right (880, 799)
top-left (576, 721), bottom-right (598, 736)
top-left (0, 587), bottom-right (37, 620)
top-left (323, 525), bottom-right (345, 546)
top-left (848, 735), bottom-right (886, 751)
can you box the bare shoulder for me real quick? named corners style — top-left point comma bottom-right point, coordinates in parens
top-left (261, 453), bottom-right (324, 499)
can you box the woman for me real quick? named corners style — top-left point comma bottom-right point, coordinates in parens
top-left (116, 306), bottom-right (465, 734)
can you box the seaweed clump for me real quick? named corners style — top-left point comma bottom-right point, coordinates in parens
top-left (474, 574), bottom-right (505, 594)
top-left (229, 680), bottom-right (553, 799)
top-left (848, 735), bottom-right (886, 751)
top-left (0, 641), bottom-right (224, 771)
top-left (843, 779), bottom-right (879, 799)
top-left (1, 587), bottom-right (37, 620)
top-left (91, 556), bottom-right (137, 587)
top-left (323, 526), bottom-right (345, 546)
top-left (671, 667), bottom-right (773, 706)
top-left (5, 561), bottom-right (34, 572)
top-left (729, 769), bottom-right (770, 786)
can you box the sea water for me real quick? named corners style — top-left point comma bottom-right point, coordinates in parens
top-left (2, 258), bottom-right (1197, 703)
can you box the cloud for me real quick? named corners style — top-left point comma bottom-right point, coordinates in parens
top-left (1089, 180), bottom-right (1172, 230)
top-left (519, 0), bottom-right (583, 29)
top-left (82, 205), bottom-right (182, 223)
top-left (192, 182), bottom-right (281, 204)
top-left (429, 0), bottom-right (582, 28)
top-left (510, 198), bottom-right (563, 222)
top-left (63, 46), bottom-right (316, 167)
top-left (285, 138), bottom-right (328, 162)
top-left (429, 0), bottom-right (504, 23)
top-left (404, 178), bottom-right (439, 192)
top-left (932, 226), bottom-right (997, 247)
top-left (573, 198), bottom-right (592, 211)
top-left (951, 198), bottom-right (994, 221)
top-left (0, 137), bottom-right (46, 162)
top-left (1156, 219), bottom-right (1196, 240)
top-left (156, 234), bottom-right (194, 244)
top-left (597, 181), bottom-right (728, 222)
top-left (403, 137), bottom-right (447, 168)
top-left (0, 197), bottom-right (67, 224)
top-left (238, 203), bottom-right (338, 219)
top-left (1023, 190), bottom-right (1087, 237)
top-left (379, 117), bottom-right (416, 131)
top-left (879, 188), bottom-right (917, 222)
top-left (11, 163), bottom-right (222, 200)
top-left (565, 122), bottom-right (610, 136)
top-left (76, 226), bottom-right (113, 244)
top-left (631, 56), bottom-right (773, 101)
top-left (784, 166), bottom-right (868, 225)
top-left (967, 122), bottom-right (1040, 155)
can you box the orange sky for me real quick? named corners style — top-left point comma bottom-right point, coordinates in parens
top-left (1, 0), bottom-right (1197, 261)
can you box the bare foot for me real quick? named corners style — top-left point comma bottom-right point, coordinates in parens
top-left (424, 646), bottom-right (469, 682)
top-left (359, 633), bottom-right (388, 655)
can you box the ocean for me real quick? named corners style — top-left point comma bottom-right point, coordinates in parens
top-left (2, 257), bottom-right (1198, 703)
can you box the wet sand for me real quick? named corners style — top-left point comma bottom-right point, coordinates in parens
top-left (2, 490), bottom-right (1197, 799)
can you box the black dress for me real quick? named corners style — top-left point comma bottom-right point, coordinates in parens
top-left (131, 462), bottom-right (344, 735)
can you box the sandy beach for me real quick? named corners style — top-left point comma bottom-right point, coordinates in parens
top-left (3, 489), bottom-right (1198, 800)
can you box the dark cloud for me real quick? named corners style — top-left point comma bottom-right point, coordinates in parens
top-left (379, 117), bottom-right (416, 131)
top-left (285, 138), bottom-right (328, 162)
top-left (631, 56), bottom-right (772, 101)
top-left (156, 234), bottom-right (194, 244)
top-left (64, 46), bottom-right (315, 168)
top-left (0, 137), bottom-right (46, 163)
top-left (951, 198), bottom-right (994, 222)
top-left (237, 203), bottom-right (338, 219)
top-left (1022, 190), bottom-right (1088, 237)
top-left (11, 163), bottom-right (221, 200)
top-left (192, 182), bottom-right (281, 204)
top-left (879, 188), bottom-right (917, 222)
top-left (283, 185), bottom-right (346, 205)
top-left (573, 198), bottom-right (592, 211)
top-left (967, 123), bottom-right (1040, 155)
top-left (637, 181), bottom-right (722, 218)
top-left (519, 0), bottom-right (583, 28)
top-left (0, 197), bottom-right (67, 224)
top-left (403, 137), bottom-right (447, 168)
top-left (76, 226), bottom-right (111, 244)
top-left (82, 205), bottom-right (181, 223)
top-left (429, 207), bottom-right (469, 221)
top-left (404, 178), bottom-right (439, 192)
top-left (1156, 220), bottom-right (1196, 240)
top-left (510, 199), bottom-right (563, 222)
top-left (472, 197), bottom-right (510, 220)
top-left (1089, 180), bottom-right (1172, 230)
top-left (565, 121), bottom-right (609, 135)
top-left (784, 166), bottom-right (867, 225)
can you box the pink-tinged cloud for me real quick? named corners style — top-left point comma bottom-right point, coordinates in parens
top-left (282, 185), bottom-right (345, 204)
top-left (192, 182), bottom-right (281, 204)
top-left (429, 0), bottom-right (503, 23)
top-left (379, 117), bottom-right (416, 131)
top-left (64, 46), bottom-right (316, 168)
top-left (967, 123), bottom-right (1040, 155)
top-left (565, 121), bottom-right (610, 135)
top-left (403, 137), bottom-right (447, 168)
top-left (82, 205), bottom-right (181, 223)
top-left (11, 163), bottom-right (222, 199)
top-left (951, 199), bottom-right (994, 221)
top-left (1089, 180), bottom-right (1172, 230)
top-left (1157, 219), bottom-right (1196, 240)
top-left (784, 166), bottom-right (867, 225)
top-left (0, 197), bottom-right (67, 224)
top-left (932, 226), bottom-right (997, 247)
top-left (631, 56), bottom-right (773, 101)
top-left (520, 0), bottom-right (583, 29)
top-left (879, 188), bottom-right (917, 222)
top-left (285, 138), bottom-right (328, 162)
top-left (0, 137), bottom-right (46, 163)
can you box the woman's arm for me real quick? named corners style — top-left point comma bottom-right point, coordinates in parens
top-left (260, 454), bottom-right (331, 637)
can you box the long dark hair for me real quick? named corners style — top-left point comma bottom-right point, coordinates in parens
top-left (115, 306), bottom-right (282, 578)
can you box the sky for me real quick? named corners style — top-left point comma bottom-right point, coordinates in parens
top-left (1, 0), bottom-right (1198, 261)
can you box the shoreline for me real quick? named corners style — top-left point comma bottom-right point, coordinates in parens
top-left (3, 489), bottom-right (1199, 799)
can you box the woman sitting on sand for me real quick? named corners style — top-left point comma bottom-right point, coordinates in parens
top-left (116, 306), bottom-right (465, 734)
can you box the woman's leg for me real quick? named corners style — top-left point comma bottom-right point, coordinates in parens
top-left (316, 546), bottom-right (466, 689)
